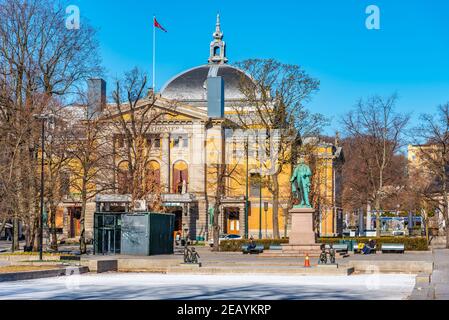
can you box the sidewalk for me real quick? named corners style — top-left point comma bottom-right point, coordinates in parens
top-left (431, 249), bottom-right (449, 300)
top-left (409, 249), bottom-right (449, 300)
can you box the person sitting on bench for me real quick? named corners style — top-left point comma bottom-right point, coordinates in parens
top-left (362, 239), bottom-right (376, 255)
top-left (248, 237), bottom-right (257, 251)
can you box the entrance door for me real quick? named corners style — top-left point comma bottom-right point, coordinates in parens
top-left (171, 209), bottom-right (183, 240)
top-left (226, 208), bottom-right (240, 235)
top-left (103, 229), bottom-right (114, 254)
top-left (68, 207), bottom-right (81, 238)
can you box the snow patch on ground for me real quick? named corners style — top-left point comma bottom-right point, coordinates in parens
top-left (0, 273), bottom-right (416, 300)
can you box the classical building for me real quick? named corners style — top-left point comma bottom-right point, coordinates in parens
top-left (57, 15), bottom-right (344, 242)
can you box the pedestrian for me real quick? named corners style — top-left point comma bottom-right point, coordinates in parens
top-left (362, 239), bottom-right (376, 255)
top-left (248, 237), bottom-right (257, 250)
top-left (6, 228), bottom-right (12, 242)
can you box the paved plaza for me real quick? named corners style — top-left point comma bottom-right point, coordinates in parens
top-left (0, 273), bottom-right (416, 300)
top-left (1, 242), bottom-right (447, 300)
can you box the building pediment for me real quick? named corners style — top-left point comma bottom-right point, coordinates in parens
top-left (102, 95), bottom-right (209, 123)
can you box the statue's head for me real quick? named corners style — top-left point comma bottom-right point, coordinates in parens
top-left (297, 158), bottom-right (306, 165)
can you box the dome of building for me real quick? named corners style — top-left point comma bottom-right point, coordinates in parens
top-left (160, 64), bottom-right (252, 103)
top-left (160, 14), bottom-right (254, 107)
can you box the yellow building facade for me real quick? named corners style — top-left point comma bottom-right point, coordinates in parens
top-left (57, 16), bottom-right (344, 241)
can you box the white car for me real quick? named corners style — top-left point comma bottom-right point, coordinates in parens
top-left (209, 234), bottom-right (242, 247)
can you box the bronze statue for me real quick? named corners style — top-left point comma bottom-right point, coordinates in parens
top-left (183, 246), bottom-right (200, 264)
top-left (328, 244), bottom-right (336, 264)
top-left (319, 244), bottom-right (337, 265)
top-left (291, 159), bottom-right (312, 209)
top-left (319, 244), bottom-right (328, 265)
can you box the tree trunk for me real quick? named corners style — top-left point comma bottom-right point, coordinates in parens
top-left (272, 173), bottom-right (280, 239)
top-left (212, 164), bottom-right (225, 252)
top-left (212, 202), bottom-right (221, 252)
top-left (32, 216), bottom-right (39, 252)
top-left (445, 220), bottom-right (449, 249)
top-left (375, 196), bottom-right (381, 238)
top-left (79, 192), bottom-right (88, 255)
top-left (12, 215), bottom-right (19, 251)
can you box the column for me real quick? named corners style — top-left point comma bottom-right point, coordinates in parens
top-left (161, 133), bottom-right (170, 193)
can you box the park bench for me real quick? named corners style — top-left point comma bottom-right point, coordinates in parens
top-left (269, 245), bottom-right (283, 251)
top-left (381, 243), bottom-right (405, 254)
top-left (325, 244), bottom-right (349, 254)
top-left (242, 245), bottom-right (264, 255)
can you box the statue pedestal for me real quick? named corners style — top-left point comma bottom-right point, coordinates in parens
top-left (281, 208), bottom-right (321, 257)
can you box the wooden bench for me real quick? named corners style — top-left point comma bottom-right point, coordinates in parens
top-left (325, 244), bottom-right (349, 254)
top-left (381, 243), bottom-right (405, 254)
top-left (242, 245), bottom-right (264, 255)
top-left (269, 245), bottom-right (283, 251)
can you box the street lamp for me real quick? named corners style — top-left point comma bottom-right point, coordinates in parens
top-left (259, 173), bottom-right (263, 240)
top-left (244, 135), bottom-right (249, 239)
top-left (34, 114), bottom-right (52, 261)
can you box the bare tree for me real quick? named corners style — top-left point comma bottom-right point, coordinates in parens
top-left (109, 68), bottom-right (177, 208)
top-left (232, 59), bottom-right (323, 238)
top-left (0, 0), bottom-right (101, 251)
top-left (411, 103), bottom-right (449, 248)
top-left (63, 102), bottom-right (115, 254)
top-left (342, 94), bottom-right (410, 237)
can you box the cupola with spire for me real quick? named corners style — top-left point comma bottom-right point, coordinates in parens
top-left (208, 13), bottom-right (228, 65)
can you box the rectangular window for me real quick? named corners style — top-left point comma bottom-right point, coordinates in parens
top-left (146, 134), bottom-right (161, 149)
top-left (154, 138), bottom-right (161, 149)
top-left (174, 135), bottom-right (188, 148)
top-left (174, 137), bottom-right (180, 148)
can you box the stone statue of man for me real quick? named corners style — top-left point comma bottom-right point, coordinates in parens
top-left (291, 158), bottom-right (312, 208)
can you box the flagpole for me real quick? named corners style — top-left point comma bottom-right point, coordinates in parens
top-left (153, 16), bottom-right (156, 91)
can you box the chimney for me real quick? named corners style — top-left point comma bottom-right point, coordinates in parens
top-left (207, 76), bottom-right (225, 119)
top-left (87, 78), bottom-right (106, 119)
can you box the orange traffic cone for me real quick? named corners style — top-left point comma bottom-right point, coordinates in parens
top-left (304, 254), bottom-right (311, 268)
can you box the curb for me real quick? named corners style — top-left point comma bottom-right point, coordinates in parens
top-left (0, 266), bottom-right (89, 283)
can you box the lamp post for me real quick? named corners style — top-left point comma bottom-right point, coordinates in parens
top-left (38, 116), bottom-right (46, 261)
top-left (259, 173), bottom-right (263, 240)
top-left (244, 135), bottom-right (249, 239)
top-left (34, 114), bottom-right (51, 261)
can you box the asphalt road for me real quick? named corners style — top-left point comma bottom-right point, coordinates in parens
top-left (0, 273), bottom-right (416, 300)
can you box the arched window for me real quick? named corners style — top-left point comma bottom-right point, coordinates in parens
top-left (145, 160), bottom-right (161, 194)
top-left (214, 46), bottom-right (221, 56)
top-left (173, 161), bottom-right (188, 194)
top-left (117, 161), bottom-right (131, 195)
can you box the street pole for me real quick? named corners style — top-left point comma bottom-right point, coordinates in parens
top-left (39, 118), bottom-right (45, 261)
top-left (259, 173), bottom-right (262, 240)
top-left (245, 136), bottom-right (249, 239)
top-left (153, 16), bottom-right (156, 91)
top-left (264, 202), bottom-right (268, 239)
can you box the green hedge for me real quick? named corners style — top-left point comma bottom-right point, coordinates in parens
top-left (318, 237), bottom-right (429, 251)
top-left (219, 237), bottom-right (428, 252)
top-left (220, 239), bottom-right (289, 252)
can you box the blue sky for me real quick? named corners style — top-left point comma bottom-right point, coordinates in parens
top-left (72, 0), bottom-right (449, 134)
